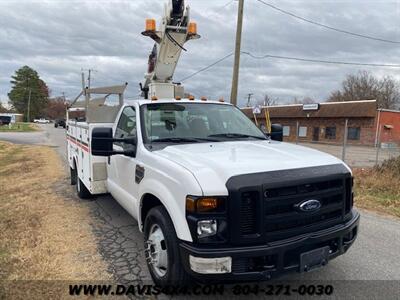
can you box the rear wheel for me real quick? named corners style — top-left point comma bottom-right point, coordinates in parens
top-left (76, 172), bottom-right (91, 199)
top-left (71, 164), bottom-right (92, 199)
top-left (70, 167), bottom-right (77, 185)
top-left (144, 206), bottom-right (191, 287)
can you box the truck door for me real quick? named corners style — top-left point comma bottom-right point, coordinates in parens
top-left (110, 106), bottom-right (140, 219)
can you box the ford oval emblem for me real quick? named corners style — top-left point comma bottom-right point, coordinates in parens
top-left (297, 199), bottom-right (321, 212)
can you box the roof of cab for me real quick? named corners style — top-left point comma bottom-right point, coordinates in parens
top-left (125, 98), bottom-right (231, 106)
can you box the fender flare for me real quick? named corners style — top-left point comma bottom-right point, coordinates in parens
top-left (138, 178), bottom-right (193, 242)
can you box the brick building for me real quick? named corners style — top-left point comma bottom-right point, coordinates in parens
top-left (242, 100), bottom-right (400, 146)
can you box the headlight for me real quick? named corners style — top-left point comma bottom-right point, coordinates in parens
top-left (186, 196), bottom-right (228, 243)
top-left (197, 220), bottom-right (217, 238)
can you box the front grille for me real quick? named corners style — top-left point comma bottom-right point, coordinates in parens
top-left (263, 178), bottom-right (345, 241)
top-left (226, 164), bottom-right (352, 245)
top-left (240, 191), bottom-right (258, 235)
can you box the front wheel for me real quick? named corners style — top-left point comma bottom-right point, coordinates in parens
top-left (144, 206), bottom-right (191, 287)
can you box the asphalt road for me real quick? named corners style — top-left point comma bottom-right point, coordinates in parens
top-left (1, 124), bottom-right (400, 299)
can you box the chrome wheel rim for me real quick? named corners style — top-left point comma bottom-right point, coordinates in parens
top-left (145, 224), bottom-right (168, 277)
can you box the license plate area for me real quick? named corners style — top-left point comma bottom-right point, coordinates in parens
top-left (300, 246), bottom-right (329, 272)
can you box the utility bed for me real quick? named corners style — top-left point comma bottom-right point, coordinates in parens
top-left (66, 84), bottom-right (127, 196)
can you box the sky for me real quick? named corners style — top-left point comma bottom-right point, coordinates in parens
top-left (1, 0), bottom-right (400, 107)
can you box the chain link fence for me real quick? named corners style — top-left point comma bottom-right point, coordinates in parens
top-left (292, 122), bottom-right (400, 168)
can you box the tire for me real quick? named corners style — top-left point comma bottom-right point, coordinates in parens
top-left (144, 206), bottom-right (191, 287)
top-left (55, 124), bottom-right (58, 128)
top-left (76, 174), bottom-right (91, 199)
top-left (70, 167), bottom-right (77, 185)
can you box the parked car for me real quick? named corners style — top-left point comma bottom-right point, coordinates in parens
top-left (33, 118), bottom-right (50, 124)
top-left (54, 119), bottom-right (66, 128)
top-left (0, 116), bottom-right (12, 125)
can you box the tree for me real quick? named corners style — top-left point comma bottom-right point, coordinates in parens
top-left (0, 102), bottom-right (9, 113)
top-left (327, 71), bottom-right (400, 109)
top-left (8, 66), bottom-right (49, 121)
top-left (45, 97), bottom-right (67, 120)
top-left (263, 94), bottom-right (277, 106)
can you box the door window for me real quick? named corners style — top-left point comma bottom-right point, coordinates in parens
top-left (115, 106), bottom-right (136, 151)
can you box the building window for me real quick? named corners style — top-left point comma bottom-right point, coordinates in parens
top-left (298, 126), bottom-right (307, 137)
top-left (283, 126), bottom-right (290, 137)
top-left (348, 127), bottom-right (361, 140)
top-left (325, 127), bottom-right (336, 139)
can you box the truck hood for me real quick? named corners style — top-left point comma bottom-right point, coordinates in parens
top-left (154, 141), bottom-right (347, 195)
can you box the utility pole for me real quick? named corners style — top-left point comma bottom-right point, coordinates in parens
top-left (246, 93), bottom-right (253, 107)
top-left (27, 88), bottom-right (32, 122)
top-left (81, 68), bottom-right (97, 90)
top-left (88, 69), bottom-right (92, 90)
top-left (230, 0), bottom-right (244, 106)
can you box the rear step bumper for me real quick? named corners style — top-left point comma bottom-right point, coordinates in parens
top-left (179, 209), bottom-right (360, 282)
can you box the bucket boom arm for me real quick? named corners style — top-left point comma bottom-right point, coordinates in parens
top-left (140, 0), bottom-right (200, 99)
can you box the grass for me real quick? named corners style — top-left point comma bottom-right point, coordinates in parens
top-left (354, 156), bottom-right (400, 218)
top-left (0, 142), bottom-right (111, 297)
top-left (0, 122), bottom-right (39, 132)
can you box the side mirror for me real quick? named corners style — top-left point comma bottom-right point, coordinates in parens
top-left (270, 124), bottom-right (283, 142)
top-left (91, 127), bottom-right (136, 157)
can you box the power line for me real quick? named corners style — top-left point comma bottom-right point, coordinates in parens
top-left (256, 0), bottom-right (400, 44)
top-left (178, 51), bottom-right (400, 83)
top-left (222, 0), bottom-right (235, 8)
top-left (179, 53), bottom-right (234, 82)
top-left (241, 51), bottom-right (400, 68)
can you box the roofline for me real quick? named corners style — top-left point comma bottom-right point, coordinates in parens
top-left (322, 100), bottom-right (376, 105)
top-left (241, 99), bottom-right (377, 110)
top-left (378, 108), bottom-right (400, 113)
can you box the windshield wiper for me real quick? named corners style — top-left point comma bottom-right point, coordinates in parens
top-left (151, 137), bottom-right (201, 143)
top-left (208, 133), bottom-right (267, 140)
top-left (151, 137), bottom-right (222, 144)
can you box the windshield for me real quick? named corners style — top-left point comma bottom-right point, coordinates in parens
top-left (141, 103), bottom-right (266, 144)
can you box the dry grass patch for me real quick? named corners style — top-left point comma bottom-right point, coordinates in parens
top-left (354, 157), bottom-right (400, 218)
top-left (0, 123), bottom-right (39, 132)
top-left (0, 142), bottom-right (111, 295)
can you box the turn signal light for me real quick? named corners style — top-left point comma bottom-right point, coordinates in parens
top-left (188, 95), bottom-right (195, 101)
top-left (146, 19), bottom-right (156, 32)
top-left (218, 97), bottom-right (225, 103)
top-left (198, 198), bottom-right (218, 212)
top-left (188, 22), bottom-right (197, 35)
top-left (186, 196), bottom-right (225, 213)
top-left (151, 96), bottom-right (158, 101)
top-left (201, 96), bottom-right (207, 101)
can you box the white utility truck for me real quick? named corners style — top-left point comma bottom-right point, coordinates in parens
top-left (67, 0), bottom-right (359, 286)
